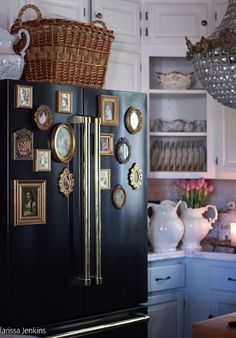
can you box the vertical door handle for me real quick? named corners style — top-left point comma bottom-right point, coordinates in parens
top-left (94, 117), bottom-right (102, 285)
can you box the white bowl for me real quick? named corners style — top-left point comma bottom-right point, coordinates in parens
top-left (156, 71), bottom-right (194, 90)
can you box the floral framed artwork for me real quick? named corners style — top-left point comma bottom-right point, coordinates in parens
top-left (56, 91), bottom-right (73, 113)
top-left (34, 105), bottom-right (53, 130)
top-left (15, 84), bottom-right (33, 108)
top-left (99, 95), bottom-right (119, 126)
top-left (51, 123), bottom-right (75, 162)
top-left (13, 180), bottom-right (46, 226)
top-left (100, 169), bottom-right (111, 190)
top-left (34, 149), bottom-right (51, 172)
top-left (12, 128), bottom-right (33, 160)
top-left (100, 133), bottom-right (114, 155)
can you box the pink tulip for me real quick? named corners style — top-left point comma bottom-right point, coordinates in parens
top-left (208, 184), bottom-right (214, 193)
top-left (203, 182), bottom-right (208, 189)
top-left (179, 181), bottom-right (187, 190)
top-left (189, 180), bottom-right (196, 190)
top-left (197, 177), bottom-right (205, 188)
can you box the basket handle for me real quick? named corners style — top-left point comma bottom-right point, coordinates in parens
top-left (15, 4), bottom-right (43, 27)
top-left (91, 20), bottom-right (107, 29)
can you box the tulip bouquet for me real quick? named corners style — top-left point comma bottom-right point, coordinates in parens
top-left (175, 178), bottom-right (214, 208)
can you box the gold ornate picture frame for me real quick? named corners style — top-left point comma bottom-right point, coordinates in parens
top-left (34, 149), bottom-right (51, 172)
top-left (128, 163), bottom-right (143, 189)
top-left (116, 137), bottom-right (131, 164)
top-left (16, 84), bottom-right (33, 108)
top-left (12, 128), bottom-right (33, 160)
top-left (100, 133), bottom-right (114, 155)
top-left (125, 106), bottom-right (143, 134)
top-left (100, 169), bottom-right (111, 190)
top-left (56, 91), bottom-right (73, 113)
top-left (13, 180), bottom-right (46, 226)
top-left (99, 95), bottom-right (119, 126)
top-left (51, 123), bottom-right (75, 162)
top-left (58, 168), bottom-right (74, 197)
top-left (34, 105), bottom-right (53, 130)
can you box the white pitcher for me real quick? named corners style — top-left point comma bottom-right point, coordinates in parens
top-left (180, 201), bottom-right (218, 250)
top-left (148, 200), bottom-right (184, 253)
top-left (0, 27), bottom-right (30, 79)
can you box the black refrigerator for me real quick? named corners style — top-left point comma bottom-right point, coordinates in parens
top-left (0, 80), bottom-right (148, 337)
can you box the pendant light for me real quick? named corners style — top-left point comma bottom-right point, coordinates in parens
top-left (186, 0), bottom-right (236, 108)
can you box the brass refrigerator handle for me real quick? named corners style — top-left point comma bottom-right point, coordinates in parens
top-left (46, 314), bottom-right (150, 337)
top-left (93, 117), bottom-right (102, 285)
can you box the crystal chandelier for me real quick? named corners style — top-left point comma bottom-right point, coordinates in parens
top-left (186, 0), bottom-right (236, 108)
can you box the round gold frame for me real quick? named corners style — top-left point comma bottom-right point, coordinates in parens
top-left (51, 123), bottom-right (75, 162)
top-left (34, 105), bottom-right (53, 130)
top-left (124, 107), bottom-right (143, 134)
top-left (58, 168), bottom-right (74, 197)
top-left (128, 163), bottom-right (143, 189)
top-left (112, 184), bottom-right (126, 209)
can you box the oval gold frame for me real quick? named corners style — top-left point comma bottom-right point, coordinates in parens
top-left (34, 105), bottom-right (53, 130)
top-left (124, 107), bottom-right (143, 134)
top-left (51, 123), bottom-right (75, 162)
top-left (116, 137), bottom-right (131, 164)
top-left (112, 184), bottom-right (126, 209)
top-left (128, 163), bottom-right (143, 189)
top-left (58, 168), bottom-right (74, 197)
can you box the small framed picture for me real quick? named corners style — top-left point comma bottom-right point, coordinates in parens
top-left (100, 169), bottom-right (111, 190)
top-left (99, 95), bottom-right (119, 126)
top-left (100, 133), bottom-right (114, 155)
top-left (16, 84), bottom-right (33, 108)
top-left (57, 91), bottom-right (73, 113)
top-left (51, 123), bottom-right (75, 162)
top-left (112, 184), bottom-right (126, 209)
top-left (34, 105), bottom-right (53, 130)
top-left (12, 128), bottom-right (33, 160)
top-left (58, 168), bottom-right (74, 197)
top-left (34, 149), bottom-right (51, 172)
top-left (13, 180), bottom-right (46, 226)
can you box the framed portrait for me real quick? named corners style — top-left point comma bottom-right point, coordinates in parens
top-left (58, 168), bottom-right (74, 197)
top-left (116, 137), bottom-right (131, 164)
top-left (51, 123), bottom-right (75, 162)
top-left (100, 133), bottom-right (114, 155)
top-left (34, 149), bottom-right (51, 172)
top-left (12, 128), bottom-right (33, 160)
top-left (99, 95), bottom-right (119, 126)
top-left (56, 91), bottom-right (73, 113)
top-left (112, 184), bottom-right (126, 209)
top-left (128, 163), bottom-right (143, 190)
top-left (100, 169), bottom-right (111, 190)
top-left (15, 84), bottom-right (33, 108)
top-left (124, 106), bottom-right (143, 134)
top-left (34, 105), bottom-right (53, 130)
top-left (13, 180), bottom-right (46, 226)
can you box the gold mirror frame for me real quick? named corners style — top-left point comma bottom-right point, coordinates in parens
top-left (128, 163), bottom-right (143, 189)
top-left (34, 105), bottom-right (53, 130)
top-left (116, 137), bottom-right (131, 164)
top-left (124, 107), bottom-right (143, 134)
top-left (112, 184), bottom-right (126, 209)
top-left (51, 123), bottom-right (75, 162)
top-left (58, 168), bottom-right (74, 197)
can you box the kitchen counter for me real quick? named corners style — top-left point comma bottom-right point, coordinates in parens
top-left (192, 312), bottom-right (236, 338)
top-left (148, 249), bottom-right (236, 262)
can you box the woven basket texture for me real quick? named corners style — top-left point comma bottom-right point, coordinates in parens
top-left (10, 4), bottom-right (115, 88)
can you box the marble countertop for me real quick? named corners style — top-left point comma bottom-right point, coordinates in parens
top-left (148, 249), bottom-right (236, 262)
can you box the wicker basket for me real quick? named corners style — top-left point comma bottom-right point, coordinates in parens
top-left (10, 4), bottom-right (115, 88)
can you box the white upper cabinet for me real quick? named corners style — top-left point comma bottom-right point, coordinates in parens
top-left (143, 1), bottom-right (211, 47)
top-left (91, 0), bottom-right (141, 45)
top-left (213, 1), bottom-right (228, 28)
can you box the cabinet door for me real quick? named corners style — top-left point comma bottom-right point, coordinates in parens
top-left (148, 292), bottom-right (183, 338)
top-left (104, 49), bottom-right (141, 91)
top-left (214, 103), bottom-right (236, 178)
top-left (214, 1), bottom-right (228, 27)
top-left (91, 0), bottom-right (141, 45)
top-left (211, 293), bottom-right (236, 317)
top-left (145, 2), bottom-right (209, 46)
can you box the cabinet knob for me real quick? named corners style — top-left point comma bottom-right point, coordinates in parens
top-left (201, 20), bottom-right (207, 26)
top-left (208, 314), bottom-right (215, 319)
top-left (96, 12), bottom-right (103, 19)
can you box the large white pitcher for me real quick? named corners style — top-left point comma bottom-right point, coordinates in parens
top-left (148, 200), bottom-right (184, 253)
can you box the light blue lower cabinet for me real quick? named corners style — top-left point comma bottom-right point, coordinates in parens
top-left (148, 291), bottom-right (184, 338)
top-left (210, 292), bottom-right (236, 317)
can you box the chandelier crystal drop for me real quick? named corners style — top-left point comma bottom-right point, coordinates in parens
top-left (186, 0), bottom-right (236, 108)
